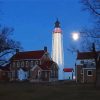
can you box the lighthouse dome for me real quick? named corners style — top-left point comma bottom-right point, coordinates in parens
top-left (55, 19), bottom-right (60, 28)
top-left (53, 28), bottom-right (62, 33)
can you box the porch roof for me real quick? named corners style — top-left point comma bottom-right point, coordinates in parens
top-left (63, 68), bottom-right (74, 72)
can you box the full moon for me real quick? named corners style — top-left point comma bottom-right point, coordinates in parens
top-left (72, 32), bottom-right (79, 41)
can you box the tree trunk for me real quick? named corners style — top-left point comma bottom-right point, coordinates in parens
top-left (92, 43), bottom-right (100, 87)
top-left (96, 60), bottom-right (100, 88)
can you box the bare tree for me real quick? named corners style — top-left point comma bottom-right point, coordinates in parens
top-left (0, 26), bottom-right (22, 66)
top-left (81, 0), bottom-right (100, 16)
top-left (0, 2), bottom-right (22, 65)
top-left (80, 27), bottom-right (100, 51)
top-left (80, 0), bottom-right (100, 87)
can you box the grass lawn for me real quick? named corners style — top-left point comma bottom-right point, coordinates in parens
top-left (0, 81), bottom-right (100, 100)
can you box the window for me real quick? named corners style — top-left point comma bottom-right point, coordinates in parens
top-left (91, 62), bottom-right (95, 67)
top-left (54, 70), bottom-right (57, 78)
top-left (83, 64), bottom-right (87, 68)
top-left (87, 70), bottom-right (92, 76)
top-left (12, 71), bottom-right (15, 78)
top-left (45, 72), bottom-right (48, 78)
top-left (30, 71), bottom-right (33, 78)
top-left (21, 61), bottom-right (24, 67)
top-left (35, 61), bottom-right (38, 65)
top-left (8, 72), bottom-right (11, 78)
top-left (80, 60), bottom-right (84, 64)
top-left (26, 61), bottom-right (29, 67)
top-left (38, 70), bottom-right (41, 78)
top-left (81, 69), bottom-right (83, 74)
top-left (13, 62), bottom-right (15, 67)
top-left (31, 61), bottom-right (33, 67)
top-left (17, 61), bottom-right (20, 68)
top-left (51, 70), bottom-right (54, 78)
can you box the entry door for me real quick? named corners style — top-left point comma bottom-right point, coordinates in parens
top-left (17, 69), bottom-right (27, 80)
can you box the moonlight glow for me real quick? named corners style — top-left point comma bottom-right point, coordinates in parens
top-left (72, 32), bottom-right (79, 41)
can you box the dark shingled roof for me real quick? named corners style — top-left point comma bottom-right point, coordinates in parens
top-left (11, 50), bottom-right (45, 60)
top-left (77, 51), bottom-right (100, 60)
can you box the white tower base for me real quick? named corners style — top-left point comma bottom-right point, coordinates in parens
top-left (58, 65), bottom-right (64, 80)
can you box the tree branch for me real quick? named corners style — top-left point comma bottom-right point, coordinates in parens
top-left (0, 49), bottom-right (15, 58)
top-left (87, 0), bottom-right (100, 16)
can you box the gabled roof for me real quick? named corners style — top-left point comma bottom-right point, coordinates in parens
top-left (77, 51), bottom-right (100, 60)
top-left (40, 60), bottom-right (54, 70)
top-left (31, 65), bottom-right (40, 71)
top-left (11, 50), bottom-right (46, 60)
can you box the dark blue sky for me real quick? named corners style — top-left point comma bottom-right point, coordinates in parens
top-left (1, 0), bottom-right (91, 67)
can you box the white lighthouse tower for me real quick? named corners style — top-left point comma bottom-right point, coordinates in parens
top-left (52, 19), bottom-right (64, 80)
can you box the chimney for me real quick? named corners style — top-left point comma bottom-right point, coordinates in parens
top-left (16, 49), bottom-right (19, 53)
top-left (77, 49), bottom-right (79, 53)
top-left (92, 43), bottom-right (96, 52)
top-left (44, 46), bottom-right (47, 52)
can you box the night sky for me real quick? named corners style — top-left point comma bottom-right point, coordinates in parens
top-left (0, 0), bottom-right (91, 68)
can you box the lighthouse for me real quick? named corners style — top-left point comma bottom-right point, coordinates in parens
top-left (52, 19), bottom-right (64, 80)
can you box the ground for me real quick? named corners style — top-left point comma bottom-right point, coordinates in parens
top-left (0, 81), bottom-right (100, 100)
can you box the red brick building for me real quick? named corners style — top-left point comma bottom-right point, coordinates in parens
top-left (75, 51), bottom-right (100, 83)
top-left (0, 64), bottom-right (10, 81)
top-left (9, 47), bottom-right (58, 82)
